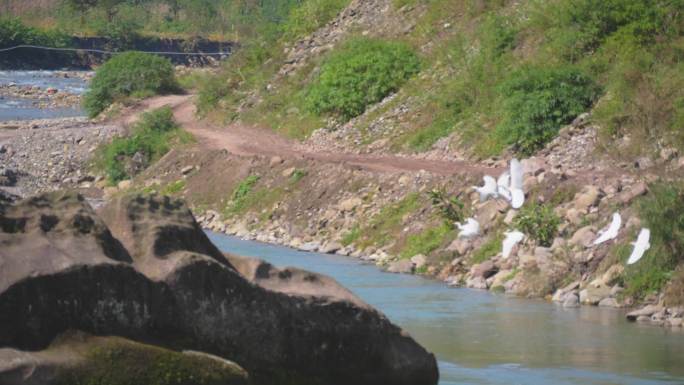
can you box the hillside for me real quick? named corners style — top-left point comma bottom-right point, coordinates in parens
top-left (5, 0), bottom-right (684, 328)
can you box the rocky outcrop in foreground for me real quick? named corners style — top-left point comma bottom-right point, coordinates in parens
top-left (0, 191), bottom-right (438, 385)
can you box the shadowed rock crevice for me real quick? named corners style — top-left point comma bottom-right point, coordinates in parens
top-left (0, 191), bottom-right (439, 385)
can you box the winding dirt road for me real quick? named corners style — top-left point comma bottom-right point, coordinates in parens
top-left (123, 94), bottom-right (501, 176)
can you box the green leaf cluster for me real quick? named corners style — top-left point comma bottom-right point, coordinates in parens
top-left (83, 52), bottom-right (177, 117)
top-left (513, 204), bottom-right (560, 247)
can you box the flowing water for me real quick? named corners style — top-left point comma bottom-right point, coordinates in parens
top-left (0, 70), bottom-right (88, 121)
top-left (208, 232), bottom-right (684, 385)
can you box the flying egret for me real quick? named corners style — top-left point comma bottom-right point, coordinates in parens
top-left (593, 213), bottom-right (622, 245)
top-left (627, 228), bottom-right (650, 265)
top-left (457, 218), bottom-right (480, 239)
top-left (473, 175), bottom-right (498, 202)
top-left (502, 230), bottom-right (525, 259)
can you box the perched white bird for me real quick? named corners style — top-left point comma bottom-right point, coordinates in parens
top-left (502, 230), bottom-right (525, 259)
top-left (510, 158), bottom-right (524, 190)
top-left (457, 218), bottom-right (480, 239)
top-left (593, 213), bottom-right (622, 245)
top-left (627, 228), bottom-right (651, 265)
top-left (473, 175), bottom-right (498, 202)
top-left (497, 172), bottom-right (512, 202)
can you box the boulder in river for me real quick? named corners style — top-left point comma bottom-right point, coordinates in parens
top-left (0, 191), bottom-right (439, 385)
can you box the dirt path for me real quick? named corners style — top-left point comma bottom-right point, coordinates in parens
top-left (122, 94), bottom-right (501, 177)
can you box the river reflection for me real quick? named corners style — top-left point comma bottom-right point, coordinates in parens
top-left (207, 232), bottom-right (684, 385)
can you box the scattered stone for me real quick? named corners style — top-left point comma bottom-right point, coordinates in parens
top-left (410, 254), bottom-right (427, 270)
top-left (469, 260), bottom-right (498, 279)
top-left (570, 226), bottom-right (596, 248)
top-left (338, 197), bottom-right (363, 212)
top-left (598, 297), bottom-right (620, 308)
top-left (282, 167), bottom-right (296, 178)
top-left (626, 305), bottom-right (663, 321)
top-left (181, 165), bottom-right (195, 175)
top-left (117, 179), bottom-right (132, 190)
top-left (573, 186), bottom-right (601, 211)
top-left (563, 294), bottom-right (580, 308)
top-left (386, 259), bottom-right (414, 274)
top-left (618, 182), bottom-right (648, 205)
top-left (320, 241), bottom-right (342, 254)
top-left (269, 156), bottom-right (283, 167)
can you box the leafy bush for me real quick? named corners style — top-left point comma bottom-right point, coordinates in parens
top-left (623, 183), bottom-right (684, 298)
top-left (83, 52), bottom-right (178, 117)
top-left (496, 66), bottom-right (600, 155)
top-left (427, 189), bottom-right (466, 227)
top-left (513, 204), bottom-right (560, 247)
top-left (99, 107), bottom-right (190, 182)
top-left (306, 38), bottom-right (420, 120)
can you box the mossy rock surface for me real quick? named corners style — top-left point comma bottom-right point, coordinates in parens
top-left (53, 335), bottom-right (249, 385)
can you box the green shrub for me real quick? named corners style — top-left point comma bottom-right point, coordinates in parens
top-left (623, 183), bottom-right (684, 298)
top-left (496, 65), bottom-right (600, 155)
top-left (306, 37), bottom-right (420, 120)
top-left (84, 52), bottom-right (178, 117)
top-left (99, 107), bottom-right (190, 182)
top-left (427, 189), bottom-right (466, 227)
top-left (513, 203), bottom-right (560, 247)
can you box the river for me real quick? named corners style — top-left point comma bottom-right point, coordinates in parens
top-left (208, 232), bottom-right (684, 385)
top-left (0, 70), bottom-right (88, 121)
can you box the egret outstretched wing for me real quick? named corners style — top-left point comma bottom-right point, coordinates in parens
top-left (593, 213), bottom-right (622, 245)
top-left (627, 228), bottom-right (650, 265)
top-left (510, 188), bottom-right (525, 209)
top-left (502, 230), bottom-right (525, 259)
top-left (510, 158), bottom-right (524, 190)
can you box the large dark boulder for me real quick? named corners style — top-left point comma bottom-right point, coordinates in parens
top-left (0, 192), bottom-right (439, 385)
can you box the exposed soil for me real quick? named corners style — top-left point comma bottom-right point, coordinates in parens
top-left (125, 94), bottom-right (504, 177)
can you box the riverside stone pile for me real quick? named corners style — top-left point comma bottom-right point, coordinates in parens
top-left (0, 117), bottom-right (121, 197)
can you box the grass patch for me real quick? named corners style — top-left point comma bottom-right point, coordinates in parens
top-left (161, 179), bottom-right (186, 195)
top-left (399, 222), bottom-right (454, 258)
top-left (470, 233), bottom-right (503, 265)
top-left (355, 192), bottom-right (421, 249)
top-left (341, 224), bottom-right (360, 246)
top-left (96, 107), bottom-right (192, 183)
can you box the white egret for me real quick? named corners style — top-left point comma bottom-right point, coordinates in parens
top-left (473, 175), bottom-right (498, 202)
top-left (502, 230), bottom-right (525, 259)
top-left (593, 213), bottom-right (622, 246)
top-left (627, 228), bottom-right (650, 265)
top-left (457, 218), bottom-right (480, 239)
top-left (510, 158), bottom-right (524, 190)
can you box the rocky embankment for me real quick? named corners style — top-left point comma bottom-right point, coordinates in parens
top-left (0, 191), bottom-right (439, 385)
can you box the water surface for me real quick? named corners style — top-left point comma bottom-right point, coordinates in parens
top-left (0, 70), bottom-right (88, 121)
top-left (208, 232), bottom-right (684, 385)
